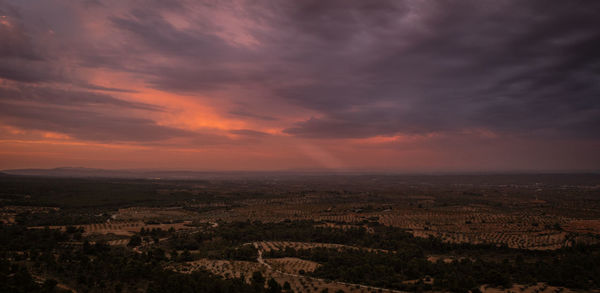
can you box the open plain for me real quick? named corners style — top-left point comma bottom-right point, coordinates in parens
top-left (1, 173), bottom-right (600, 292)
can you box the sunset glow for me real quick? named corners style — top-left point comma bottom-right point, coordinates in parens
top-left (1, 1), bottom-right (599, 172)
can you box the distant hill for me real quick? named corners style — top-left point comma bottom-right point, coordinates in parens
top-left (2, 167), bottom-right (600, 186)
top-left (1, 167), bottom-right (139, 178)
top-left (0, 167), bottom-right (317, 180)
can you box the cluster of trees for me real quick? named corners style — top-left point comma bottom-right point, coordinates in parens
top-left (0, 176), bottom-right (166, 208)
top-left (4, 216), bottom-right (600, 292)
top-left (0, 223), bottom-right (279, 292)
top-left (146, 270), bottom-right (262, 293)
top-left (0, 225), bottom-right (74, 251)
top-left (14, 209), bottom-right (110, 226)
top-left (221, 245), bottom-right (259, 261)
top-left (0, 175), bottom-right (291, 210)
top-left (268, 245), bottom-right (600, 292)
top-left (127, 227), bottom-right (176, 248)
top-left (166, 230), bottom-right (259, 261)
top-left (167, 220), bottom-right (507, 255)
top-left (162, 220), bottom-right (600, 291)
top-left (0, 260), bottom-right (65, 293)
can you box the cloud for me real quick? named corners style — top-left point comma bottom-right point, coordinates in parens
top-left (273, 0), bottom-right (600, 139)
top-left (0, 84), bottom-right (199, 144)
top-left (0, 102), bottom-right (190, 142)
top-left (228, 110), bottom-right (278, 121)
top-left (0, 85), bottom-right (161, 111)
top-left (229, 129), bottom-right (270, 137)
top-left (93, 0), bottom-right (599, 140)
top-left (1, 0), bottom-right (599, 170)
top-left (0, 7), bottom-right (41, 60)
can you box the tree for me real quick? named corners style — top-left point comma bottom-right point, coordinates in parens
top-left (251, 271), bottom-right (265, 290)
top-left (283, 281), bottom-right (291, 291)
top-left (267, 278), bottom-right (282, 293)
top-left (170, 249), bottom-right (179, 261)
top-left (181, 249), bottom-right (192, 261)
top-left (128, 235), bottom-right (142, 247)
top-left (42, 279), bottom-right (58, 292)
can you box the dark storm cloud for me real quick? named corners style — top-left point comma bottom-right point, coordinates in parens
top-left (272, 1), bottom-right (600, 139)
top-left (0, 85), bottom-right (196, 143)
top-left (110, 11), bottom-right (227, 59)
top-left (80, 83), bottom-right (139, 93)
top-left (273, 0), bottom-right (408, 42)
top-left (229, 129), bottom-right (270, 137)
top-left (0, 1), bottom-right (202, 144)
top-left (228, 110), bottom-right (278, 121)
top-left (2, 0), bottom-right (600, 141)
top-left (0, 2), bottom-right (43, 59)
top-left (143, 65), bottom-right (262, 92)
top-left (97, 0), bottom-right (599, 139)
top-left (0, 102), bottom-right (192, 142)
top-left (103, 4), bottom-right (267, 93)
top-left (0, 86), bottom-right (160, 111)
top-left (0, 59), bottom-right (63, 83)
top-left (0, 4), bottom-right (55, 83)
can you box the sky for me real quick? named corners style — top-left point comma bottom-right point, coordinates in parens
top-left (0, 0), bottom-right (599, 172)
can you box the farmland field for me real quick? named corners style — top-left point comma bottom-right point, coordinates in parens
top-left (1, 173), bottom-right (600, 292)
